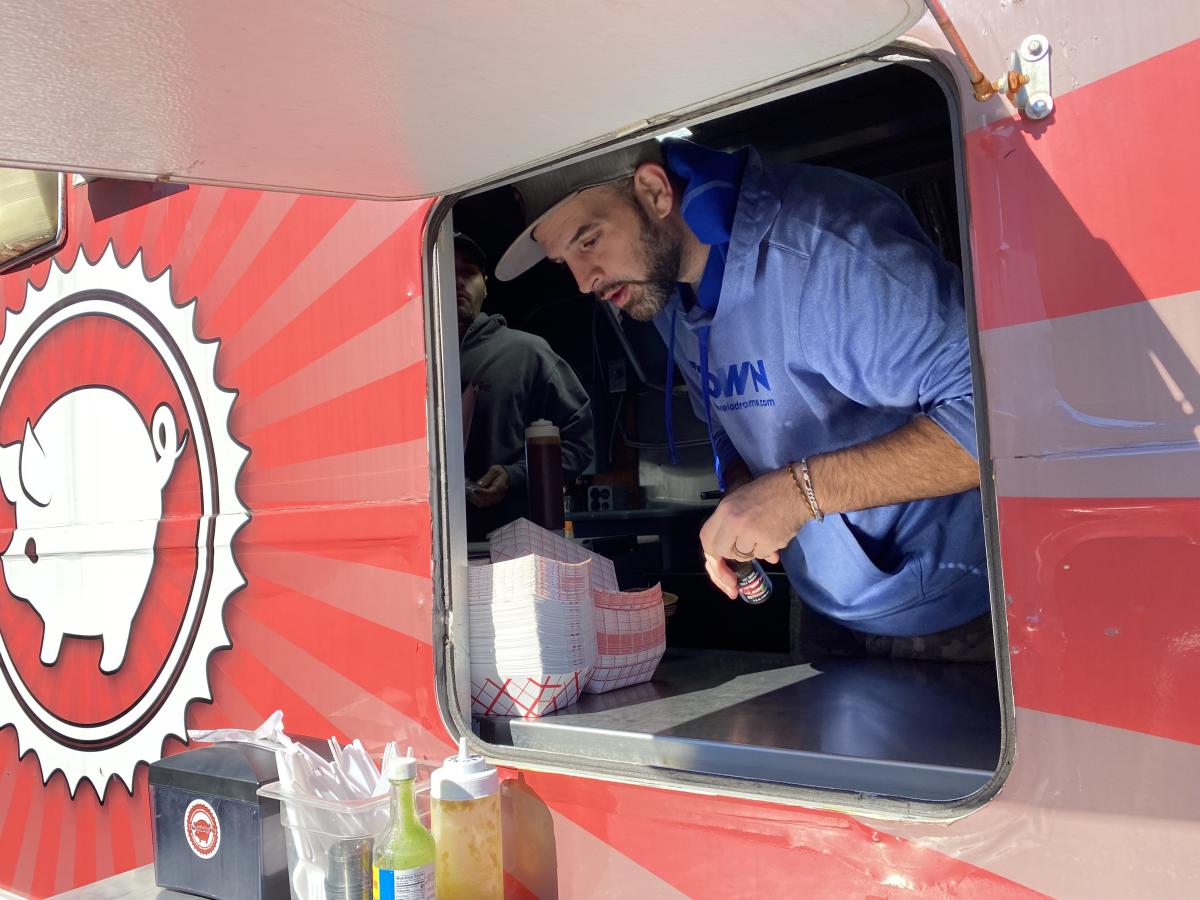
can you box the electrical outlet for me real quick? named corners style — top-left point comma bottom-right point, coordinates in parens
top-left (607, 358), bottom-right (627, 393)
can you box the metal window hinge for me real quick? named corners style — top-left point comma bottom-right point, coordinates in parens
top-left (1008, 34), bottom-right (1053, 120)
top-left (922, 1), bottom-right (1053, 121)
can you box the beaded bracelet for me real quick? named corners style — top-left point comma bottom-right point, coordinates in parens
top-left (788, 458), bottom-right (824, 523)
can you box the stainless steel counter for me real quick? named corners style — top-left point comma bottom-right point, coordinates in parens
top-left (480, 649), bottom-right (1001, 801)
top-left (51, 865), bottom-right (187, 899)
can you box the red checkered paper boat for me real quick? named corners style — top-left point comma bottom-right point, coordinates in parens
top-left (479, 520), bottom-right (666, 707)
top-left (468, 554), bottom-right (597, 718)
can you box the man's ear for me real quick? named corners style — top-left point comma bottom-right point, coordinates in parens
top-left (632, 162), bottom-right (675, 220)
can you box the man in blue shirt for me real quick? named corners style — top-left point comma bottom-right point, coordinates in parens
top-left (494, 140), bottom-right (991, 661)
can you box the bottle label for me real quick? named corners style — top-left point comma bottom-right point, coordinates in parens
top-left (735, 559), bottom-right (772, 604)
top-left (373, 863), bottom-right (435, 900)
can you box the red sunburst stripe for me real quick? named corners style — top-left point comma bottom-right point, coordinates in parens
top-left (211, 198), bottom-right (424, 374)
top-left (51, 781), bottom-right (78, 896)
top-left (127, 777), bottom-right (153, 874)
top-left (230, 605), bottom-right (449, 754)
top-left (0, 763), bottom-right (37, 888)
top-left (112, 200), bottom-right (152, 267)
top-left (128, 188), bottom-right (171, 264)
top-left (26, 258), bottom-right (53, 293)
top-left (149, 186), bottom-right (225, 289)
top-left (80, 208), bottom-right (110, 265)
top-left (237, 545), bottom-right (432, 641)
top-left (232, 299), bottom-right (426, 435)
top-left (999, 495), bottom-right (1200, 744)
top-left (240, 574), bottom-right (432, 698)
top-left (190, 190), bottom-right (305, 320)
top-left (140, 186), bottom-right (203, 281)
top-left (30, 777), bottom-right (68, 898)
top-left (0, 731), bottom-right (21, 839)
top-left (222, 216), bottom-right (423, 396)
top-left (103, 779), bottom-right (137, 876)
top-left (240, 501), bottom-right (432, 575)
top-left (235, 363), bottom-right (428, 467)
top-left (71, 785), bottom-right (98, 889)
top-left (183, 190), bottom-right (302, 312)
top-left (240, 440), bottom-right (429, 509)
top-left (970, 39), bottom-right (1200, 332)
top-left (197, 194), bottom-right (355, 340)
top-left (186, 653), bottom-right (264, 734)
top-left (10, 768), bottom-right (46, 896)
top-left (59, 191), bottom-right (83, 264)
top-left (1, 270), bottom-right (27, 315)
top-left (91, 780), bottom-right (115, 888)
top-left (170, 190), bottom-right (269, 305)
top-left (528, 771), bottom-right (1044, 897)
top-left (212, 615), bottom-right (344, 740)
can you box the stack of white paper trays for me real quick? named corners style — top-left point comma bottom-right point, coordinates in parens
top-left (476, 519), bottom-right (667, 705)
top-left (468, 554), bottom-right (597, 718)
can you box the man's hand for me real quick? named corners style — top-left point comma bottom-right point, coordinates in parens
top-left (700, 466), bottom-right (809, 599)
top-left (468, 465), bottom-right (510, 508)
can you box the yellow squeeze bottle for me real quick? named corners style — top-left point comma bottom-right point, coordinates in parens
top-left (430, 737), bottom-right (502, 899)
top-left (373, 747), bottom-right (436, 899)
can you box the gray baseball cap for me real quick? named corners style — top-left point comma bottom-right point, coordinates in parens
top-left (494, 141), bottom-right (661, 281)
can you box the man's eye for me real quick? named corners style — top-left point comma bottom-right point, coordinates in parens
top-left (582, 235), bottom-right (599, 250)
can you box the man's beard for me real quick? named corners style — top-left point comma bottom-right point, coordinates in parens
top-left (600, 204), bottom-right (683, 322)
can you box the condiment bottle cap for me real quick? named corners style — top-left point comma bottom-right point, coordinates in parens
top-left (386, 746), bottom-right (417, 781)
top-left (430, 737), bottom-right (498, 800)
top-left (525, 419), bottom-right (559, 439)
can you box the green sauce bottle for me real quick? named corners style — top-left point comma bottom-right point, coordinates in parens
top-left (372, 747), bottom-right (436, 900)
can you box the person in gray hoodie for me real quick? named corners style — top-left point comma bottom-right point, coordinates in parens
top-left (455, 234), bottom-right (594, 540)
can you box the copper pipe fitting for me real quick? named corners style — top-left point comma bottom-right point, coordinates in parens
top-left (923, 0), bottom-right (1022, 103)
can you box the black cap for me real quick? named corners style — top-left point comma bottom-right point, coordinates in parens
top-left (453, 232), bottom-right (488, 272)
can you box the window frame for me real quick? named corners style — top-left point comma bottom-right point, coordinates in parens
top-left (426, 45), bottom-right (1015, 821)
top-left (0, 170), bottom-right (67, 275)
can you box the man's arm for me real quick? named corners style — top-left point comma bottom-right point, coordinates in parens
top-left (808, 414), bottom-right (979, 511)
top-left (700, 415), bottom-right (978, 598)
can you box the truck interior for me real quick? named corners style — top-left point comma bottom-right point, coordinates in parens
top-left (440, 59), bottom-right (1008, 808)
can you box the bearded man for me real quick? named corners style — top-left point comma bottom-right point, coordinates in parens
top-left (494, 140), bottom-right (991, 662)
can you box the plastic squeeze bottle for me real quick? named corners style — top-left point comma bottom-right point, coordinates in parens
top-left (430, 737), bottom-right (502, 899)
top-left (373, 747), bottom-right (436, 900)
top-left (524, 418), bottom-right (564, 532)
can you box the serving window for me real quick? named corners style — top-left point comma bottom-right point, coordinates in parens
top-left (0, 168), bottom-right (64, 273)
top-left (427, 56), bottom-right (1013, 817)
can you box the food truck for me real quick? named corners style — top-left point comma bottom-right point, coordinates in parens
top-left (0, 0), bottom-right (1197, 896)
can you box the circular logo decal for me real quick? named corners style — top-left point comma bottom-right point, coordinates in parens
top-left (185, 798), bottom-right (221, 859)
top-left (0, 244), bottom-right (248, 797)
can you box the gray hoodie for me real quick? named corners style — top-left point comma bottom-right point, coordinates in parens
top-left (460, 313), bottom-right (594, 539)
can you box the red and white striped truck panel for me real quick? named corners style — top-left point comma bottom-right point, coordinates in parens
top-left (0, 6), bottom-right (1197, 896)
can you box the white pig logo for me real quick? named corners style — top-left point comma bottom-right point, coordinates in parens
top-left (0, 388), bottom-right (187, 673)
top-left (0, 244), bottom-right (248, 798)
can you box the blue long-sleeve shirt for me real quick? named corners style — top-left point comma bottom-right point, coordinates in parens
top-left (654, 150), bottom-right (988, 636)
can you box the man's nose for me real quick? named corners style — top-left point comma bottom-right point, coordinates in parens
top-left (569, 261), bottom-right (601, 296)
